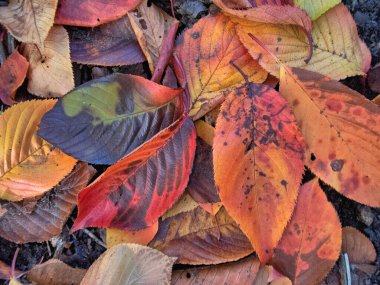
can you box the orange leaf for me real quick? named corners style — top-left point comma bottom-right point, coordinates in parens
top-left (342, 226), bottom-right (377, 264)
top-left (213, 81), bottom-right (304, 263)
top-left (280, 67), bottom-right (380, 207)
top-left (174, 13), bottom-right (267, 120)
top-left (270, 179), bottom-right (342, 285)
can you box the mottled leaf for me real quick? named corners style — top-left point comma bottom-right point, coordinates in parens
top-left (271, 179), bottom-right (342, 285)
top-left (0, 163), bottom-right (94, 243)
top-left (294, 0), bottom-right (341, 20)
top-left (70, 15), bottom-right (145, 66)
top-left (22, 26), bottom-right (74, 97)
top-left (213, 81), bottom-right (304, 263)
top-left (174, 13), bottom-right (267, 120)
top-left (150, 206), bottom-right (254, 265)
top-left (280, 67), bottom-right (380, 207)
top-left (0, 100), bottom-right (76, 201)
top-left (342, 227), bottom-right (376, 264)
top-left (0, 0), bottom-right (58, 45)
top-left (81, 244), bottom-right (175, 285)
top-left (236, 4), bottom-right (371, 79)
top-left (55, 0), bottom-right (142, 27)
top-left (38, 74), bottom-right (183, 164)
top-left (0, 49), bottom-right (28, 105)
top-left (71, 115), bottom-right (196, 231)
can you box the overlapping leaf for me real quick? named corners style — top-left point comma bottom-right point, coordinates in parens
top-left (280, 67), bottom-right (380, 207)
top-left (174, 13), bottom-right (267, 120)
top-left (294, 0), bottom-right (341, 20)
top-left (150, 206), bottom-right (254, 265)
top-left (0, 0), bottom-right (58, 45)
top-left (71, 115), bottom-right (196, 231)
top-left (38, 74), bottom-right (183, 164)
top-left (70, 15), bottom-right (145, 66)
top-left (235, 4), bottom-right (371, 80)
top-left (342, 227), bottom-right (377, 264)
top-left (270, 179), bottom-right (342, 285)
top-left (0, 163), bottom-right (94, 243)
top-left (213, 81), bottom-right (304, 263)
top-left (0, 100), bottom-right (77, 201)
top-left (22, 26), bottom-right (75, 97)
top-left (55, 0), bottom-right (142, 27)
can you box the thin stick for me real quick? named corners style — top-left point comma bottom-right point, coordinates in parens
top-left (11, 248), bottom-right (20, 279)
top-left (170, 0), bottom-right (175, 18)
top-left (81, 228), bottom-right (106, 248)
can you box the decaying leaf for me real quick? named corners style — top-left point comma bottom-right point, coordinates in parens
top-left (0, 163), bottom-right (94, 243)
top-left (55, 0), bottom-right (142, 27)
top-left (70, 15), bottom-right (145, 66)
top-left (38, 74), bottom-right (183, 165)
top-left (71, 115), bottom-right (196, 232)
top-left (0, 49), bottom-right (28, 105)
top-left (0, 0), bottom-right (58, 45)
top-left (174, 13), bottom-right (267, 120)
top-left (150, 206), bottom-right (254, 265)
top-left (236, 4), bottom-right (371, 80)
top-left (294, 0), bottom-right (341, 20)
top-left (27, 259), bottom-right (86, 285)
top-left (213, 81), bottom-right (304, 263)
top-left (22, 26), bottom-right (75, 97)
top-left (280, 67), bottom-right (380, 207)
top-left (106, 221), bottom-right (158, 248)
top-left (128, 0), bottom-right (178, 73)
top-left (81, 244), bottom-right (176, 285)
top-left (0, 100), bottom-right (76, 201)
top-left (342, 227), bottom-right (377, 264)
top-left (271, 179), bottom-right (342, 285)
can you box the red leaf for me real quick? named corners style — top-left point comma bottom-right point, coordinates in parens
top-left (71, 114), bottom-right (196, 231)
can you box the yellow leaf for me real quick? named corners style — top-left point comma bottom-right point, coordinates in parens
top-left (0, 100), bottom-right (77, 201)
top-left (22, 26), bottom-right (74, 97)
top-left (235, 3), bottom-right (371, 80)
top-left (294, 0), bottom-right (341, 20)
top-left (195, 120), bottom-right (215, 146)
top-left (0, 0), bottom-right (58, 45)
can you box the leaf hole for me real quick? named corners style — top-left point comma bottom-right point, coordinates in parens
top-left (310, 153), bottom-right (316, 161)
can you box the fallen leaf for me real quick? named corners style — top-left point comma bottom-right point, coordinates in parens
top-left (253, 265), bottom-right (292, 285)
top-left (270, 179), bottom-right (342, 285)
top-left (294, 0), bottom-right (341, 20)
top-left (280, 67), bottom-right (380, 207)
top-left (174, 13), bottom-right (267, 120)
top-left (128, 0), bottom-right (178, 73)
top-left (22, 26), bottom-right (74, 97)
top-left (106, 221), bottom-right (158, 247)
top-left (0, 49), bottom-right (28, 105)
top-left (38, 74), bottom-right (183, 164)
top-left (213, 81), bottom-right (304, 263)
top-left (0, 163), bottom-right (94, 243)
top-left (236, 3), bottom-right (371, 80)
top-left (27, 259), bottom-right (86, 285)
top-left (80, 243), bottom-right (176, 285)
top-left (70, 15), bottom-right (145, 66)
top-left (195, 120), bottom-right (215, 146)
top-left (161, 192), bottom-right (199, 220)
top-left (150, 206), bottom-right (254, 265)
top-left (55, 0), bottom-right (142, 27)
top-left (342, 226), bottom-right (376, 264)
top-left (0, 100), bottom-right (76, 201)
top-left (71, 115), bottom-right (196, 232)
top-left (0, 0), bottom-right (58, 45)
top-left (172, 256), bottom-right (261, 284)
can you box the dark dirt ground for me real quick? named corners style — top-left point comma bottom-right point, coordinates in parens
top-left (0, 0), bottom-right (380, 284)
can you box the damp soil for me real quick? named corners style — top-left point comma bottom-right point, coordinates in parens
top-left (0, 0), bottom-right (380, 284)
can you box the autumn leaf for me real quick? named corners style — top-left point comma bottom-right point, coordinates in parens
top-left (70, 15), bottom-right (145, 66)
top-left (195, 120), bottom-right (215, 146)
top-left (342, 227), bottom-right (377, 264)
top-left (280, 67), bottom-right (380, 207)
top-left (213, 81), bottom-right (304, 263)
top-left (71, 115), bottom-right (196, 232)
top-left (174, 13), bottom-right (267, 120)
top-left (0, 163), bottom-right (94, 243)
top-left (128, 0), bottom-right (178, 73)
top-left (270, 179), bottom-right (342, 285)
top-left (22, 26), bottom-right (74, 97)
top-left (0, 0), bottom-right (58, 45)
top-left (0, 100), bottom-right (76, 201)
top-left (38, 74), bottom-right (183, 164)
top-left (161, 192), bottom-right (199, 220)
top-left (80, 244), bottom-right (176, 285)
top-left (150, 206), bottom-right (253, 265)
top-left (55, 0), bottom-right (142, 27)
top-left (0, 49), bottom-right (28, 105)
top-left (235, 3), bottom-right (371, 79)
top-left (294, 0), bottom-right (341, 20)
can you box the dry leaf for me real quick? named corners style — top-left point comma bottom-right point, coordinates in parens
top-left (342, 226), bottom-right (377, 264)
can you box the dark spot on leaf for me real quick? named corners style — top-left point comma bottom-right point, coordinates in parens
top-left (330, 159), bottom-right (344, 172)
top-left (310, 153), bottom-right (316, 161)
top-left (223, 142), bottom-right (228, 146)
top-left (259, 171), bottom-right (266, 177)
top-left (292, 99), bottom-right (299, 107)
top-left (139, 19), bottom-right (148, 30)
top-left (192, 32), bottom-right (200, 39)
top-left (186, 272), bottom-right (191, 279)
top-left (281, 179), bottom-right (287, 187)
top-left (362, 175), bottom-right (370, 184)
top-left (276, 193), bottom-right (280, 198)
top-left (277, 37), bottom-right (282, 42)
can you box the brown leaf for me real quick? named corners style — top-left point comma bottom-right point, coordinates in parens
top-left (342, 226), bottom-right (377, 264)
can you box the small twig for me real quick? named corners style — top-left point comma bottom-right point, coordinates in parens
top-left (11, 248), bottom-right (20, 279)
top-left (170, 0), bottom-right (175, 18)
top-left (46, 241), bottom-right (52, 257)
top-left (81, 228), bottom-right (106, 248)
top-left (0, 40), bottom-right (6, 64)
